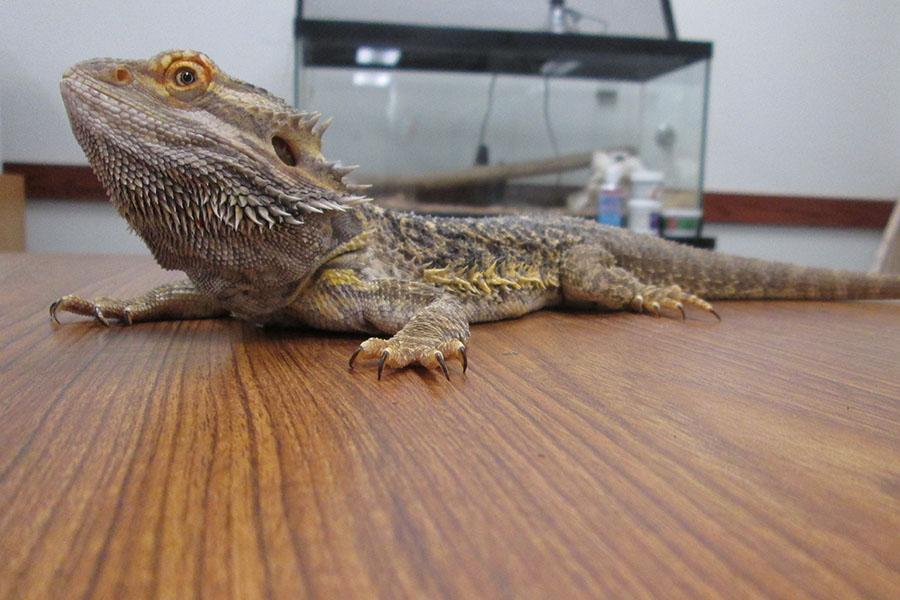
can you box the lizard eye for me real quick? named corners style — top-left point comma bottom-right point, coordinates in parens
top-left (174, 67), bottom-right (197, 86)
top-left (163, 58), bottom-right (212, 100)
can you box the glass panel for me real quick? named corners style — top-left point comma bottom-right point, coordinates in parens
top-left (294, 4), bottom-right (710, 221)
top-left (638, 59), bottom-right (709, 210)
top-left (299, 59), bottom-right (708, 213)
top-left (300, 68), bottom-right (642, 185)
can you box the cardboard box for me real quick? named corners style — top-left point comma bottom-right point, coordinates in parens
top-left (0, 173), bottom-right (26, 251)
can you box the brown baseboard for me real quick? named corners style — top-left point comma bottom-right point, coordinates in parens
top-left (703, 192), bottom-right (894, 229)
top-left (4, 162), bottom-right (104, 200)
top-left (4, 162), bottom-right (895, 229)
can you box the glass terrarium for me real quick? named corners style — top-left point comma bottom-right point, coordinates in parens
top-left (294, 1), bottom-right (712, 237)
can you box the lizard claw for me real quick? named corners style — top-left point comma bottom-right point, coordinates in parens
top-left (377, 350), bottom-right (389, 381)
top-left (93, 306), bottom-right (111, 327)
top-left (348, 346), bottom-right (362, 369)
top-left (435, 351), bottom-right (450, 381)
top-left (49, 299), bottom-right (62, 325)
top-left (632, 286), bottom-right (719, 322)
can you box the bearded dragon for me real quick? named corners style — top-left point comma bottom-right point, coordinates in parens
top-left (53, 49), bottom-right (900, 380)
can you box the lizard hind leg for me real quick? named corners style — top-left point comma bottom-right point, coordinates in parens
top-left (559, 244), bottom-right (719, 320)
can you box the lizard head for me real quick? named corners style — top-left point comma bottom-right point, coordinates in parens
top-left (60, 49), bottom-right (369, 271)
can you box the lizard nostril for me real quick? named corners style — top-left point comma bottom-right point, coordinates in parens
top-left (272, 135), bottom-right (297, 166)
top-left (114, 67), bottom-right (132, 84)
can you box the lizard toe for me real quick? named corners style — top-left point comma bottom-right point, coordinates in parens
top-left (49, 294), bottom-right (131, 326)
top-left (630, 285), bottom-right (718, 322)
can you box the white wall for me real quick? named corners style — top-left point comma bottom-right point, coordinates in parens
top-left (0, 0), bottom-right (295, 165)
top-left (26, 200), bottom-right (148, 255)
top-left (675, 0), bottom-right (900, 199)
top-left (704, 224), bottom-right (883, 271)
top-left (2, 0), bottom-right (897, 268)
top-left (0, 0), bottom-right (293, 257)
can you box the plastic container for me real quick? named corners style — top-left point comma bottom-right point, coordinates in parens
top-left (661, 207), bottom-right (702, 238)
top-left (597, 184), bottom-right (624, 226)
top-left (627, 198), bottom-right (661, 235)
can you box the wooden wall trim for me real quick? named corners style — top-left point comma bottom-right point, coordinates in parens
top-left (4, 162), bottom-right (895, 229)
top-left (4, 162), bottom-right (104, 200)
top-left (703, 192), bottom-right (894, 229)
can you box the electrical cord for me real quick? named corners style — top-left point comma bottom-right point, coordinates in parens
top-left (474, 2), bottom-right (609, 176)
top-left (542, 75), bottom-right (562, 185)
top-left (477, 73), bottom-right (498, 149)
top-left (477, 73), bottom-right (562, 182)
top-left (540, 2), bottom-right (610, 185)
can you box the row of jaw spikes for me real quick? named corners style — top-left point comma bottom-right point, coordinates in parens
top-left (210, 192), bottom-right (371, 231)
top-left (167, 179), bottom-right (370, 233)
top-left (210, 199), bottom-right (301, 228)
top-left (205, 171), bottom-right (373, 232)
top-left (260, 182), bottom-right (371, 214)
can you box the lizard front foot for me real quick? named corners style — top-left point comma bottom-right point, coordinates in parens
top-left (50, 295), bottom-right (136, 326)
top-left (349, 336), bottom-right (468, 381)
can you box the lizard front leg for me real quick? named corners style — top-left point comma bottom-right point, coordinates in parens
top-left (293, 275), bottom-right (469, 380)
top-left (50, 279), bottom-right (228, 326)
top-left (351, 293), bottom-right (469, 380)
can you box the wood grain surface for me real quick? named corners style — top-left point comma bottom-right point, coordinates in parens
top-left (1, 254), bottom-right (899, 600)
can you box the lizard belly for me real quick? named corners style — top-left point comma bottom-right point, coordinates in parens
top-left (463, 287), bottom-right (562, 323)
top-left (187, 270), bottom-right (306, 324)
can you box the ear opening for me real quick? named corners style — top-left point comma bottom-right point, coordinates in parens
top-left (271, 135), bottom-right (297, 166)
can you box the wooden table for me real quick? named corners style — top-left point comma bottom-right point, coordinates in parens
top-left (1, 254), bottom-right (898, 599)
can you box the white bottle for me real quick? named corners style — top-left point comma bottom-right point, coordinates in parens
top-left (627, 198), bottom-right (662, 235)
top-left (630, 169), bottom-right (664, 201)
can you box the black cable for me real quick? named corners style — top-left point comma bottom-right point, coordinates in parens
top-left (542, 75), bottom-right (562, 185)
top-left (477, 73), bottom-right (498, 148)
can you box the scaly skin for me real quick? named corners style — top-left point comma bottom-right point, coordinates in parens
top-left (54, 49), bottom-right (900, 380)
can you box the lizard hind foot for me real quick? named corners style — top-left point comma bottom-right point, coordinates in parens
top-left (631, 285), bottom-right (719, 321)
top-left (349, 337), bottom-right (467, 381)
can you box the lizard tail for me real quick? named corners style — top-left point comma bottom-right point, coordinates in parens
top-left (610, 235), bottom-right (900, 301)
top-left (692, 257), bottom-right (900, 300)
